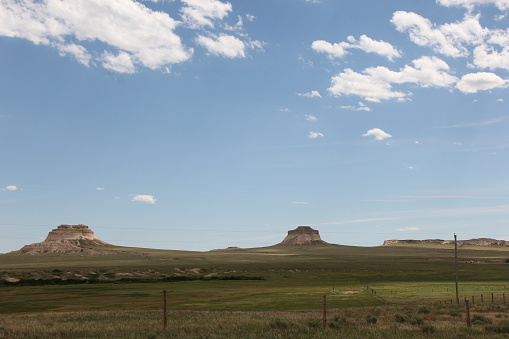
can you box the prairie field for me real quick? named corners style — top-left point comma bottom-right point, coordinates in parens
top-left (1, 243), bottom-right (508, 338)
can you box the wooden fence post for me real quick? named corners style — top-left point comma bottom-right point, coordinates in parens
top-left (503, 293), bottom-right (506, 305)
top-left (491, 292), bottom-right (494, 304)
top-left (472, 296), bottom-right (474, 305)
top-left (481, 294), bottom-right (484, 303)
top-left (163, 290), bottom-right (168, 330)
top-left (322, 295), bottom-right (327, 329)
top-left (465, 299), bottom-right (471, 327)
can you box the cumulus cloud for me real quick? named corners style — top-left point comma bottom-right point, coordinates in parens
top-left (312, 35), bottom-right (401, 61)
top-left (96, 187), bottom-right (105, 191)
top-left (180, 0), bottom-right (232, 29)
top-left (0, 0), bottom-right (192, 73)
top-left (297, 90), bottom-right (322, 98)
top-left (305, 114), bottom-right (318, 122)
top-left (392, 12), bottom-right (486, 58)
top-left (362, 128), bottom-right (392, 141)
top-left (329, 56), bottom-right (457, 102)
top-left (308, 131), bottom-right (324, 139)
top-left (196, 33), bottom-right (245, 58)
top-left (437, 0), bottom-right (509, 10)
top-left (131, 194), bottom-right (157, 204)
top-left (456, 72), bottom-right (507, 93)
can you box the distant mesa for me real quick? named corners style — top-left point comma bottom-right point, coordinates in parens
top-left (383, 238), bottom-right (509, 247)
top-left (12, 224), bottom-right (109, 254)
top-left (278, 226), bottom-right (329, 246)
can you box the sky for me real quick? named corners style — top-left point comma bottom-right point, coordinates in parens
top-left (1, 0), bottom-right (508, 253)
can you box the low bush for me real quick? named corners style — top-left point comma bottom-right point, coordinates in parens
top-left (366, 315), bottom-right (377, 324)
top-left (410, 316), bottom-right (424, 325)
top-left (306, 319), bottom-right (321, 328)
top-left (394, 313), bottom-right (409, 323)
top-left (472, 314), bottom-right (492, 325)
top-left (269, 318), bottom-right (288, 329)
top-left (485, 321), bottom-right (509, 334)
top-left (421, 325), bottom-right (436, 334)
top-left (418, 307), bottom-right (431, 314)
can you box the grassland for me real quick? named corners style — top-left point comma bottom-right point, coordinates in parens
top-left (1, 243), bottom-right (508, 337)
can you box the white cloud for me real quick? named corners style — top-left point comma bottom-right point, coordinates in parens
top-left (291, 201), bottom-right (310, 204)
top-left (0, 0), bottom-right (192, 73)
top-left (96, 187), bottom-right (105, 191)
top-left (308, 131), bottom-right (324, 139)
top-left (131, 194), bottom-right (157, 204)
top-left (305, 115), bottom-right (318, 122)
top-left (340, 102), bottom-right (371, 111)
top-left (102, 51), bottom-right (136, 74)
top-left (456, 72), bottom-right (507, 93)
top-left (348, 35), bottom-right (401, 61)
top-left (280, 108), bottom-right (291, 112)
top-left (473, 45), bottom-right (509, 70)
top-left (362, 128), bottom-right (392, 141)
top-left (297, 90), bottom-right (322, 98)
top-left (196, 33), bottom-right (245, 58)
top-left (438, 0), bottom-right (509, 10)
top-left (180, 0), bottom-right (232, 29)
top-left (311, 40), bottom-right (351, 59)
top-left (4, 185), bottom-right (21, 191)
top-left (397, 227), bottom-right (420, 231)
top-left (391, 12), bottom-right (486, 58)
top-left (328, 56), bottom-right (457, 102)
top-left (312, 35), bottom-right (400, 61)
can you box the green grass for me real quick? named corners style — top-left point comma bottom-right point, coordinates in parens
top-left (1, 243), bottom-right (509, 337)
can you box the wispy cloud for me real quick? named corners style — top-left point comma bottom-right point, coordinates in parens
top-left (324, 217), bottom-right (401, 225)
top-left (397, 227), bottom-right (420, 231)
top-left (297, 90), bottom-right (322, 98)
top-left (308, 131), bottom-right (324, 139)
top-left (1, 185), bottom-right (22, 191)
top-left (291, 201), bottom-right (310, 205)
top-left (439, 116), bottom-right (509, 128)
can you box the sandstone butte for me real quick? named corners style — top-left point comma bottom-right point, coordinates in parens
top-left (277, 226), bottom-right (329, 246)
top-left (12, 224), bottom-right (109, 254)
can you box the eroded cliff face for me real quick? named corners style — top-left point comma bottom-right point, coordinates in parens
top-left (12, 224), bottom-right (109, 254)
top-left (278, 226), bottom-right (329, 246)
top-left (383, 238), bottom-right (509, 247)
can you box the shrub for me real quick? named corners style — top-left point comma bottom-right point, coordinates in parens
top-left (366, 315), bottom-right (377, 324)
top-left (505, 258), bottom-right (509, 263)
top-left (421, 325), bottom-right (436, 334)
top-left (306, 319), bottom-right (321, 328)
top-left (410, 316), bottom-right (424, 325)
top-left (394, 314), bottom-right (409, 323)
top-left (472, 314), bottom-right (492, 325)
top-left (485, 321), bottom-right (509, 334)
top-left (449, 310), bottom-right (462, 317)
top-left (269, 318), bottom-right (288, 329)
top-left (418, 307), bottom-right (431, 314)
top-left (333, 315), bottom-right (347, 324)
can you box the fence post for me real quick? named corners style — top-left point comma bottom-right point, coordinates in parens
top-left (472, 296), bottom-right (474, 305)
top-left (492, 292), bottom-right (494, 304)
top-left (465, 299), bottom-right (471, 327)
top-left (504, 293), bottom-right (506, 305)
top-left (163, 290), bottom-right (168, 330)
top-left (322, 295), bottom-right (327, 328)
top-left (481, 294), bottom-right (484, 303)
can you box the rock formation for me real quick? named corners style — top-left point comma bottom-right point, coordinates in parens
top-left (383, 238), bottom-right (509, 247)
top-left (12, 224), bottom-right (109, 254)
top-left (278, 226), bottom-right (329, 246)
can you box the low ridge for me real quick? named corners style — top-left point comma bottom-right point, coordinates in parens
top-left (12, 224), bottom-right (109, 254)
top-left (383, 238), bottom-right (509, 247)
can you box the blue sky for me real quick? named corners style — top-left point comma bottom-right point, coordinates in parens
top-left (1, 0), bottom-right (508, 252)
